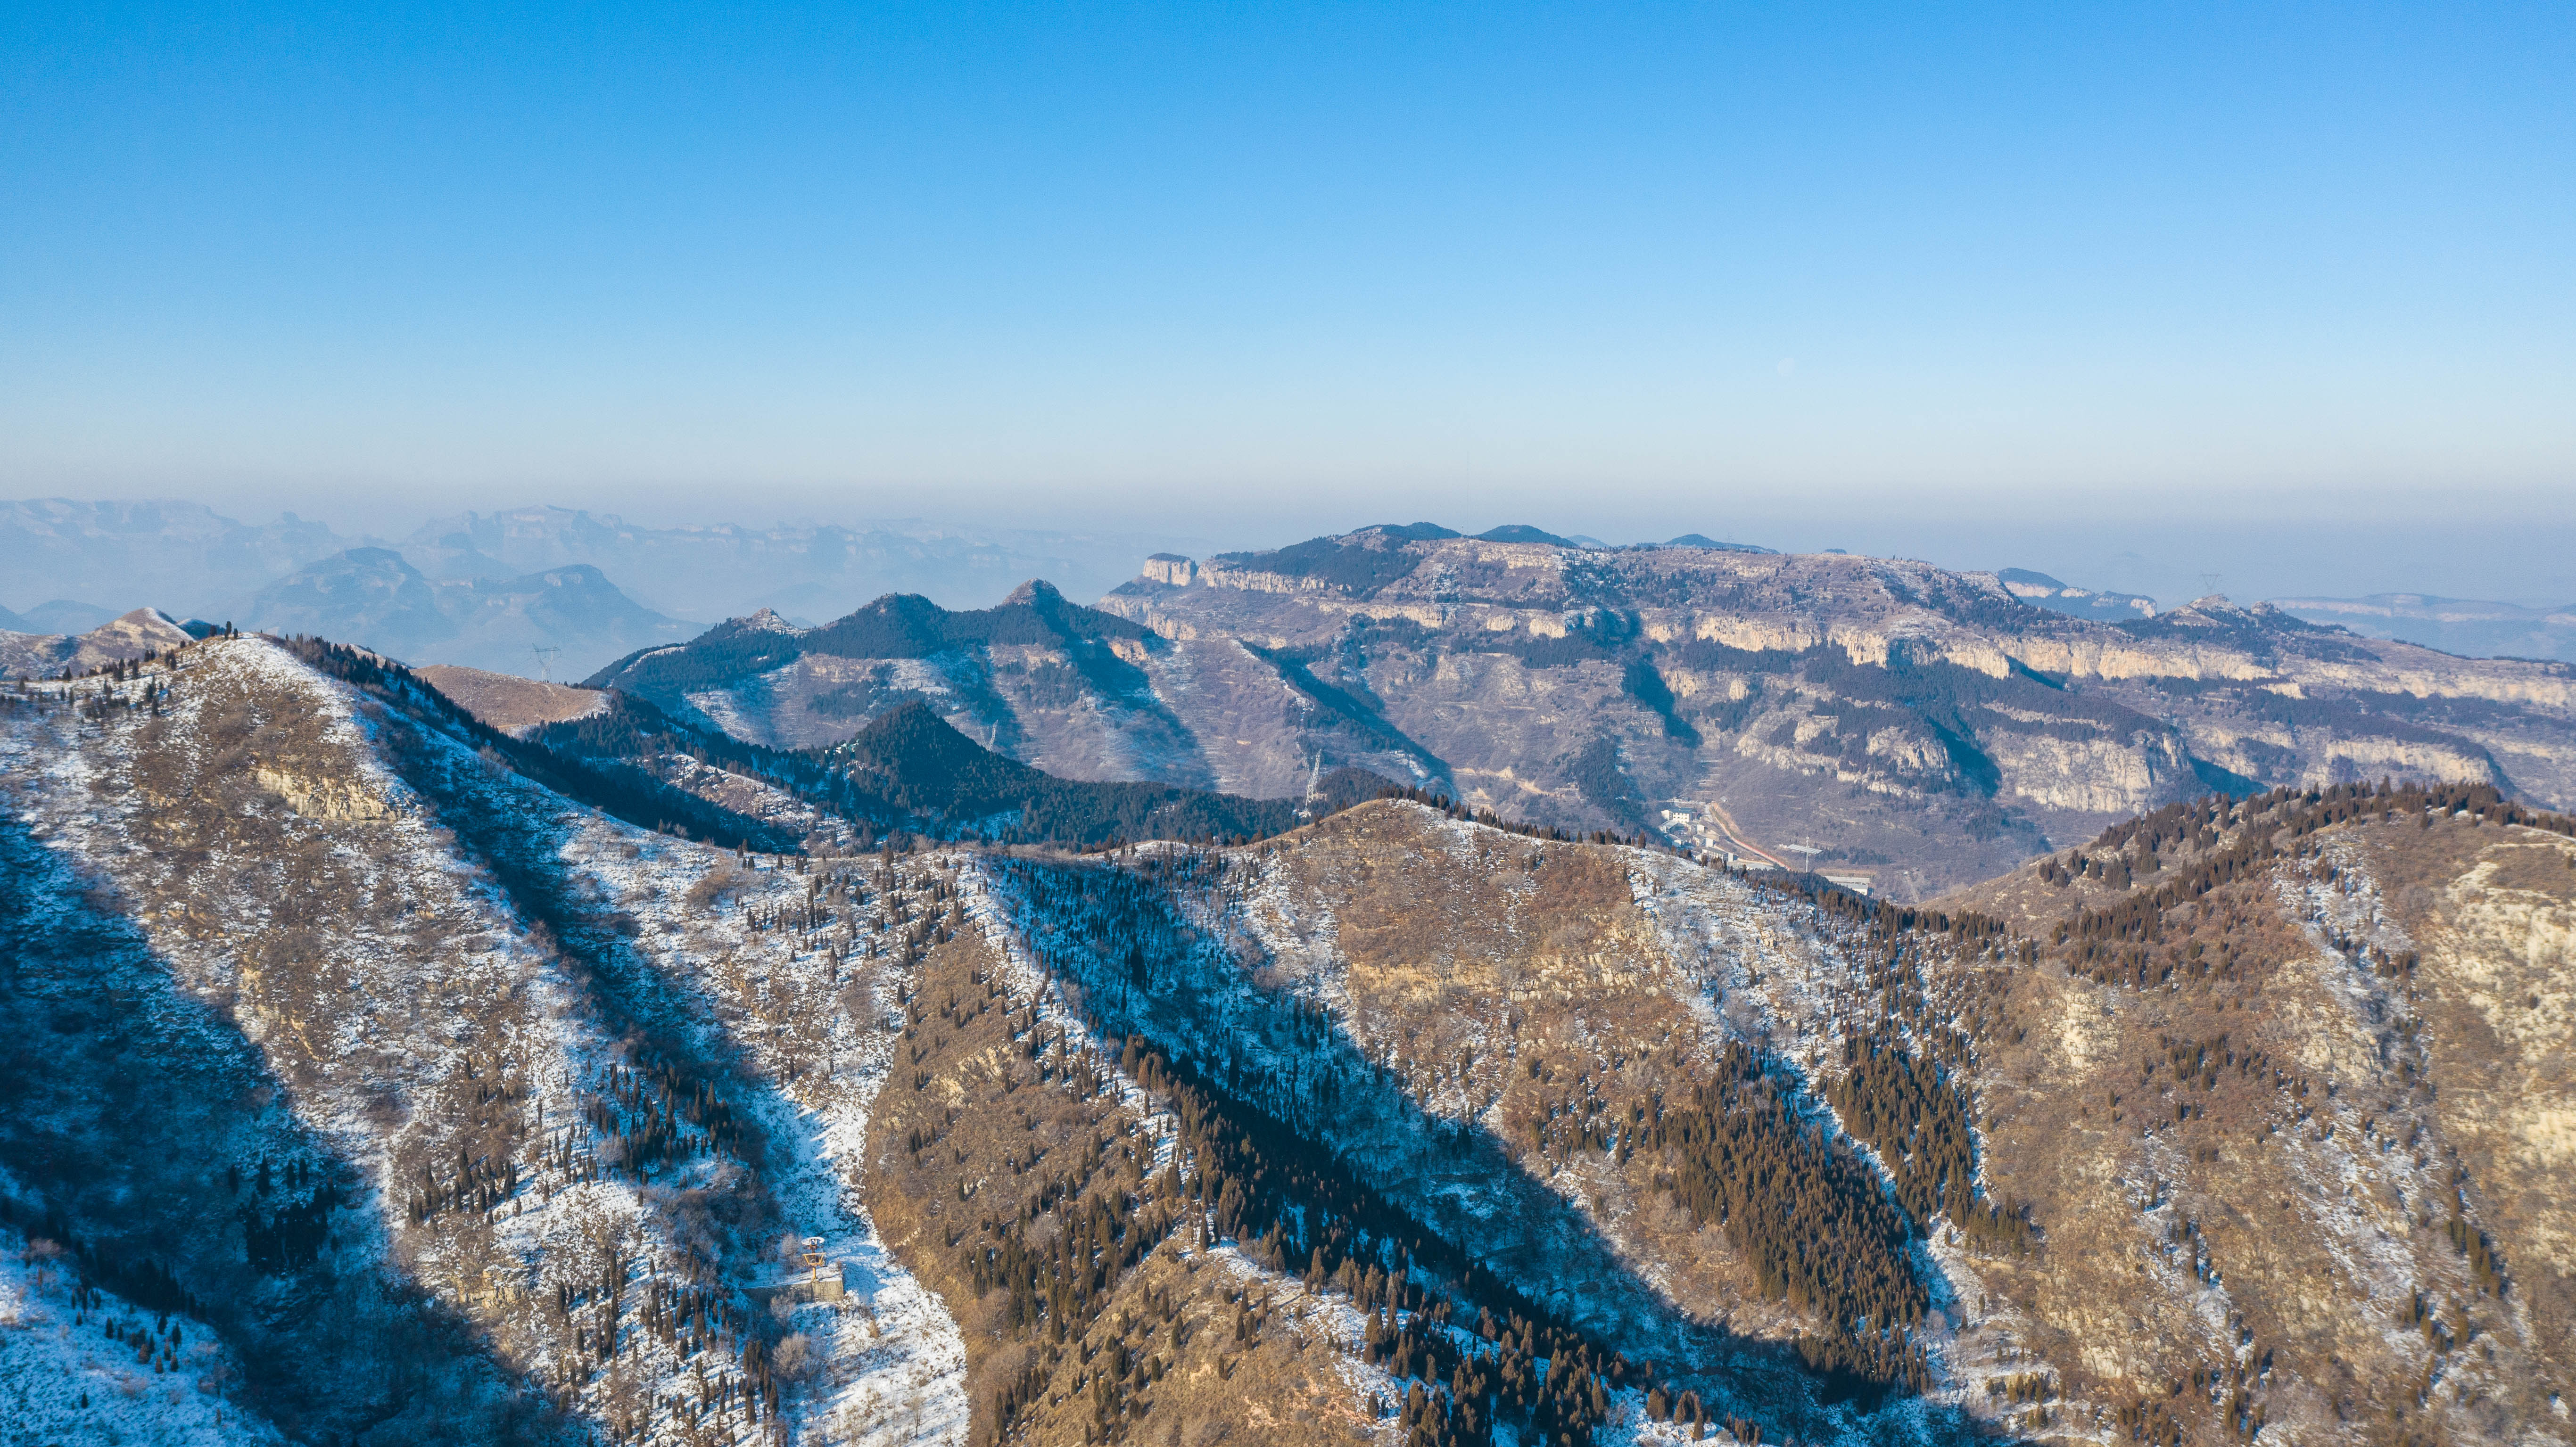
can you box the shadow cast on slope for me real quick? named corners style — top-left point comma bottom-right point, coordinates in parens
top-left (984, 853), bottom-right (1991, 1447)
top-left (0, 811), bottom-right (574, 1446)
top-left (1240, 641), bottom-right (1454, 788)
top-left (362, 682), bottom-right (796, 1201)
top-left (360, 664), bottom-right (920, 1433)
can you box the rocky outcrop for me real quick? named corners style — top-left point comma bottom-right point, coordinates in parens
top-left (1093, 533), bottom-right (2576, 896)
top-left (253, 763), bottom-right (398, 821)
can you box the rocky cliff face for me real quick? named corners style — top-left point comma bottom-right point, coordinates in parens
top-left (1090, 531), bottom-right (2576, 896)
top-left (592, 529), bottom-right (2576, 898)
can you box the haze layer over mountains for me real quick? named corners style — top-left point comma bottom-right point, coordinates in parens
top-left (8, 498), bottom-right (2576, 674)
top-left (0, 500), bottom-right (1208, 676)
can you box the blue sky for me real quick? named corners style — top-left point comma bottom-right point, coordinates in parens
top-left (4, 2), bottom-right (2571, 597)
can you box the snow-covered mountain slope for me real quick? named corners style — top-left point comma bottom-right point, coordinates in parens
top-left (582, 529), bottom-right (2576, 900)
top-left (0, 1219), bottom-right (283, 1445)
top-left (8, 631), bottom-right (2570, 1447)
top-left (583, 584), bottom-right (1207, 787)
top-left (1931, 789), bottom-right (2576, 1447)
top-left (0, 636), bottom-right (969, 1445)
top-left (960, 792), bottom-right (2576, 1447)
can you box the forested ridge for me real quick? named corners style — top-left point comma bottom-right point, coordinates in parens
top-left (913, 928), bottom-right (1712, 1447)
top-left (11, 625), bottom-right (2576, 1447)
top-left (281, 637), bottom-right (1389, 852)
top-left (969, 836), bottom-right (2072, 1441)
top-left (582, 583), bottom-right (1154, 696)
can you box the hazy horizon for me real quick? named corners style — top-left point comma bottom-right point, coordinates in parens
top-left (7, 2), bottom-right (2570, 612)
top-left (7, 491), bottom-right (2572, 623)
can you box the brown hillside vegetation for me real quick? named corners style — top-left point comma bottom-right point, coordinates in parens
top-left (976, 808), bottom-right (2024, 1441)
top-left (7, 631), bottom-right (2572, 1447)
top-left (1938, 781), bottom-right (2575, 1445)
top-left (415, 663), bottom-right (610, 736)
top-left (972, 790), bottom-right (2575, 1446)
top-left (862, 918), bottom-right (1371, 1447)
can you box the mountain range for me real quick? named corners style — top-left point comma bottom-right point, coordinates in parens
top-left (588, 526), bottom-right (2576, 898)
top-left (0, 498), bottom-right (1206, 626)
top-left (0, 497), bottom-right (347, 620)
top-left (238, 547), bottom-right (702, 679)
top-left (3, 628), bottom-right (2567, 1446)
top-left (2271, 593), bottom-right (2576, 664)
top-left (13, 497), bottom-right (2574, 677)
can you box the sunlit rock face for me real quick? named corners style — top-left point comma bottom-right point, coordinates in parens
top-left (572, 527), bottom-right (2576, 899)
top-left (1092, 531), bottom-right (2576, 896)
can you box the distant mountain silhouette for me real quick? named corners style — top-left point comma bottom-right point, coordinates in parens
top-left (2273, 592), bottom-right (2576, 662)
top-left (1664, 533), bottom-right (1775, 553)
top-left (1475, 524), bottom-right (1577, 545)
top-left (244, 547), bottom-right (699, 676)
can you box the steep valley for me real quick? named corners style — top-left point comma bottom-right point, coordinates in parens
top-left (1, 633), bottom-right (2571, 1447)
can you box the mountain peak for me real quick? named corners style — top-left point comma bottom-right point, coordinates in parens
top-left (0, 601), bottom-right (198, 678)
top-left (1356, 521), bottom-right (1461, 542)
top-left (241, 549), bottom-right (697, 674)
top-left (1472, 524), bottom-right (1575, 546)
